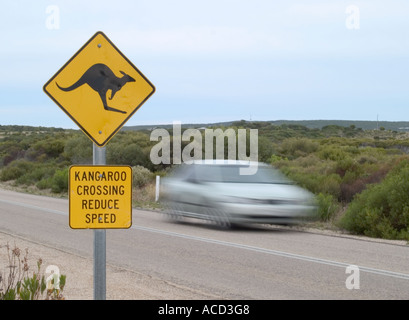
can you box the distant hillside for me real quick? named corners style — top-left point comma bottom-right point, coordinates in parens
top-left (2, 120), bottom-right (408, 134)
top-left (0, 125), bottom-right (67, 132)
top-left (123, 120), bottom-right (409, 132)
top-left (268, 120), bottom-right (409, 131)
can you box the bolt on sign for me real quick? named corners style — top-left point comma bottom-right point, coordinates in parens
top-left (43, 31), bottom-right (155, 147)
top-left (69, 166), bottom-right (132, 229)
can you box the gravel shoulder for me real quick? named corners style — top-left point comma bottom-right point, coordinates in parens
top-left (0, 231), bottom-right (217, 300)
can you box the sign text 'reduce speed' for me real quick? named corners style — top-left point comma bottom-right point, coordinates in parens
top-left (69, 165), bottom-right (132, 229)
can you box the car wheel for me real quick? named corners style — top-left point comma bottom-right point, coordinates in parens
top-left (205, 207), bottom-right (232, 229)
top-left (164, 202), bottom-right (184, 222)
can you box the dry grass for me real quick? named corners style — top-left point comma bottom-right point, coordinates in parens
top-left (132, 182), bottom-right (162, 210)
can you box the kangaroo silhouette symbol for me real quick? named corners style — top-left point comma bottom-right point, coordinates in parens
top-left (56, 63), bottom-right (135, 114)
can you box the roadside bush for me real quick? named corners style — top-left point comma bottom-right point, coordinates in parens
top-left (108, 143), bottom-right (151, 169)
top-left (36, 177), bottom-right (53, 190)
top-left (30, 138), bottom-right (65, 160)
top-left (283, 170), bottom-right (341, 200)
top-left (34, 167), bottom-right (69, 193)
top-left (132, 165), bottom-right (154, 188)
top-left (339, 160), bottom-right (409, 240)
top-left (318, 145), bottom-right (348, 161)
top-left (64, 134), bottom-right (92, 164)
top-left (258, 136), bottom-right (275, 163)
top-left (335, 157), bottom-right (360, 178)
top-left (0, 160), bottom-right (34, 182)
top-left (0, 143), bottom-right (22, 167)
top-left (0, 166), bottom-right (23, 181)
top-left (50, 167), bottom-right (69, 193)
top-left (16, 164), bottom-right (56, 186)
top-left (278, 138), bottom-right (319, 159)
top-left (315, 193), bottom-right (340, 221)
top-left (0, 243), bottom-right (66, 300)
top-left (339, 164), bottom-right (391, 202)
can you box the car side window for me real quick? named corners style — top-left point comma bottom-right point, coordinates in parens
top-left (184, 165), bottom-right (200, 184)
top-left (195, 165), bottom-right (221, 182)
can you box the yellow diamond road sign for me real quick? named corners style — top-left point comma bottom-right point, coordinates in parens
top-left (69, 165), bottom-right (132, 229)
top-left (43, 31), bottom-right (155, 147)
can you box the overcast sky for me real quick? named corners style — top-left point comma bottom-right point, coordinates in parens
top-left (1, 0), bottom-right (408, 129)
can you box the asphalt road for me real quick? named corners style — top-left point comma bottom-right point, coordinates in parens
top-left (1, 188), bottom-right (409, 299)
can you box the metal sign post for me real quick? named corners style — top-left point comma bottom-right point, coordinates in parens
top-left (93, 143), bottom-right (106, 300)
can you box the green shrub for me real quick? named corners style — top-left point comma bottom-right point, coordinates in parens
top-left (64, 134), bottom-right (93, 164)
top-left (315, 193), bottom-right (339, 221)
top-left (0, 243), bottom-right (66, 300)
top-left (108, 142), bottom-right (151, 168)
top-left (132, 165), bottom-right (154, 188)
top-left (36, 177), bottom-right (53, 190)
top-left (0, 160), bottom-right (33, 181)
top-left (0, 166), bottom-right (23, 181)
top-left (285, 171), bottom-right (341, 199)
top-left (278, 138), bottom-right (319, 159)
top-left (339, 160), bottom-right (409, 240)
top-left (50, 167), bottom-right (69, 193)
top-left (16, 164), bottom-right (55, 186)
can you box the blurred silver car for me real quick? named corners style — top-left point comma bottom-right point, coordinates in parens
top-left (160, 160), bottom-right (316, 228)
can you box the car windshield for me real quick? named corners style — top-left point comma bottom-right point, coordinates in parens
top-left (195, 164), bottom-right (291, 184)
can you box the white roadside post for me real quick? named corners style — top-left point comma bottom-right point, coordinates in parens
top-left (93, 144), bottom-right (106, 300)
top-left (155, 175), bottom-right (160, 202)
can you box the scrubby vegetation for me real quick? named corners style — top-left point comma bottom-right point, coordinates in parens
top-left (339, 159), bottom-right (409, 240)
top-left (0, 242), bottom-right (66, 300)
top-left (0, 127), bottom-right (166, 208)
top-left (1, 122), bottom-right (409, 241)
